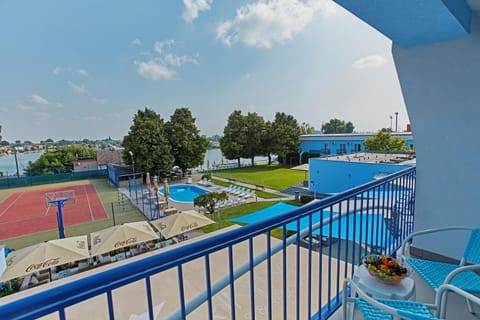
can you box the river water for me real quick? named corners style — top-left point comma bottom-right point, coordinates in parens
top-left (0, 152), bottom-right (43, 176)
top-left (0, 149), bottom-right (271, 176)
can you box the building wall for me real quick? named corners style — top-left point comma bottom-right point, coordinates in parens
top-left (73, 159), bottom-right (98, 172)
top-left (309, 159), bottom-right (410, 194)
top-left (300, 133), bottom-right (414, 159)
top-left (392, 13), bottom-right (480, 257)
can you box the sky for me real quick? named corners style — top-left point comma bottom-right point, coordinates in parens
top-left (0, 0), bottom-right (409, 142)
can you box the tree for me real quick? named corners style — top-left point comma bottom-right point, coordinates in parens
top-left (220, 110), bottom-right (247, 167)
top-left (261, 121), bottom-right (276, 165)
top-left (122, 108), bottom-right (174, 174)
top-left (242, 112), bottom-right (266, 166)
top-left (322, 118), bottom-right (355, 134)
top-left (271, 112), bottom-right (301, 165)
top-left (193, 192), bottom-right (228, 215)
top-left (300, 122), bottom-right (315, 135)
top-left (24, 145), bottom-right (96, 175)
top-left (364, 131), bottom-right (413, 152)
top-left (165, 108), bottom-right (209, 174)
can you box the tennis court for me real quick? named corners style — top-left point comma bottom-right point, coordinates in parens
top-left (0, 183), bottom-right (108, 240)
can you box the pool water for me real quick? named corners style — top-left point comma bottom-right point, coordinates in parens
top-left (230, 202), bottom-right (393, 247)
top-left (159, 184), bottom-right (210, 203)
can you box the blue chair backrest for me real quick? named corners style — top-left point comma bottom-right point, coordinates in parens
top-left (463, 229), bottom-right (480, 264)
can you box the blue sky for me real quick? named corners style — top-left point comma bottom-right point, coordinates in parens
top-left (0, 0), bottom-right (409, 142)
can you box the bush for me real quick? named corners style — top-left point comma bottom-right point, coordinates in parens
top-left (201, 173), bottom-right (212, 180)
top-left (300, 195), bottom-right (314, 204)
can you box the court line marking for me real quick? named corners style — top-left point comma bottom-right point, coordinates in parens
top-left (84, 184), bottom-right (95, 221)
top-left (0, 191), bottom-right (26, 218)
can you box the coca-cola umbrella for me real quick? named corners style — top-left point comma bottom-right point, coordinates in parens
top-left (90, 221), bottom-right (159, 256)
top-left (150, 210), bottom-right (214, 239)
top-left (163, 178), bottom-right (169, 207)
top-left (0, 235), bottom-right (89, 282)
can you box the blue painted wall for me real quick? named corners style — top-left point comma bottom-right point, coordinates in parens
top-left (309, 159), bottom-right (410, 194)
top-left (300, 133), bottom-right (414, 159)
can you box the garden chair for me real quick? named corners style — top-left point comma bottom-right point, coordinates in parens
top-left (342, 278), bottom-right (480, 319)
top-left (399, 226), bottom-right (480, 314)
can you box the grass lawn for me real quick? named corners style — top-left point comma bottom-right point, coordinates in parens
top-left (212, 165), bottom-right (305, 191)
top-left (201, 199), bottom-right (303, 240)
top-left (1, 178), bottom-right (146, 249)
top-left (210, 178), bottom-right (283, 199)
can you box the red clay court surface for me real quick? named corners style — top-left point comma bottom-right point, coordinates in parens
top-left (0, 183), bottom-right (108, 240)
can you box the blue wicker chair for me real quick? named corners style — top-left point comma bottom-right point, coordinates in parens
top-left (399, 227), bottom-right (480, 314)
top-left (342, 278), bottom-right (480, 319)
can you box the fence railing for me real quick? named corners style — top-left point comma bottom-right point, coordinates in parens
top-left (0, 167), bottom-right (415, 320)
top-left (0, 169), bottom-right (107, 189)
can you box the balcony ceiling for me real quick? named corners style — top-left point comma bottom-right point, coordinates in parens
top-left (333, 0), bottom-right (472, 47)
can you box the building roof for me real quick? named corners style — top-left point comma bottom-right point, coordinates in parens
top-left (313, 152), bottom-right (416, 165)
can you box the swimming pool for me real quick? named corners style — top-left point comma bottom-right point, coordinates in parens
top-left (230, 202), bottom-right (393, 246)
top-left (159, 184), bottom-right (210, 203)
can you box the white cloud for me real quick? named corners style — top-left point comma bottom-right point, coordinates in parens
top-left (352, 55), bottom-right (388, 69)
top-left (77, 69), bottom-right (89, 77)
top-left (154, 40), bottom-right (175, 54)
top-left (56, 102), bottom-right (64, 108)
top-left (16, 103), bottom-right (35, 111)
top-left (217, 0), bottom-right (324, 48)
top-left (52, 66), bottom-right (61, 75)
top-left (164, 53), bottom-right (199, 66)
top-left (68, 81), bottom-right (88, 94)
top-left (30, 95), bottom-right (49, 105)
top-left (182, 0), bottom-right (213, 23)
top-left (33, 111), bottom-right (51, 119)
top-left (67, 81), bottom-right (106, 104)
top-left (137, 60), bottom-right (176, 80)
top-left (91, 97), bottom-right (107, 104)
top-left (132, 38), bottom-right (142, 46)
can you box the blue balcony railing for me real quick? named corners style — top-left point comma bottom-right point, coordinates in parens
top-left (0, 167), bottom-right (416, 319)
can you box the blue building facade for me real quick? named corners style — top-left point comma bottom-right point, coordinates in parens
top-left (309, 157), bottom-right (412, 194)
top-left (299, 132), bottom-right (414, 161)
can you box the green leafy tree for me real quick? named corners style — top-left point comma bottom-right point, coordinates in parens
top-left (322, 118), bottom-right (354, 134)
top-left (122, 108), bottom-right (174, 174)
top-left (300, 122), bottom-right (315, 135)
top-left (193, 192), bottom-right (228, 215)
top-left (220, 110), bottom-right (247, 167)
top-left (261, 121), bottom-right (276, 165)
top-left (165, 108), bottom-right (209, 173)
top-left (242, 112), bottom-right (266, 166)
top-left (25, 145), bottom-right (96, 175)
top-left (271, 112), bottom-right (301, 165)
top-left (364, 131), bottom-right (413, 152)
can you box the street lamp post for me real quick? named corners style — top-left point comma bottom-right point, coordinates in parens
top-left (395, 112), bottom-right (399, 132)
top-left (389, 116), bottom-right (393, 131)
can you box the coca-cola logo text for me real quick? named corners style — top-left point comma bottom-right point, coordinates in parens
top-left (181, 223), bottom-right (198, 232)
top-left (114, 237), bottom-right (137, 248)
top-left (25, 258), bottom-right (60, 272)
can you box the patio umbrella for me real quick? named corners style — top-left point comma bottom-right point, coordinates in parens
top-left (153, 175), bottom-right (159, 192)
top-left (0, 235), bottom-right (89, 281)
top-left (291, 163), bottom-right (309, 180)
top-left (90, 221), bottom-right (159, 256)
top-left (163, 178), bottom-right (169, 207)
top-left (151, 210), bottom-right (214, 239)
top-left (146, 172), bottom-right (151, 190)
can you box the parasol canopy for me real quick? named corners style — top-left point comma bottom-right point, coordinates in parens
top-left (151, 210), bottom-right (214, 239)
top-left (90, 221), bottom-right (159, 256)
top-left (0, 236), bottom-right (89, 281)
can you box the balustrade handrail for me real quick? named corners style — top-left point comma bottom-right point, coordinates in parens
top-left (0, 167), bottom-right (415, 320)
